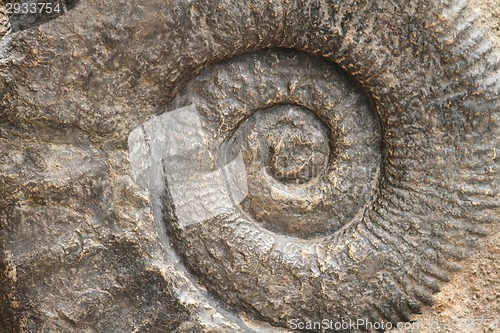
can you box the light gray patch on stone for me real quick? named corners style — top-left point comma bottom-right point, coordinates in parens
top-left (128, 104), bottom-right (248, 228)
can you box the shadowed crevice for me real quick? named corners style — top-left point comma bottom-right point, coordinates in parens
top-left (5, 0), bottom-right (80, 33)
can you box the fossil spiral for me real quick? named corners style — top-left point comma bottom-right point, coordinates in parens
top-left (0, 0), bottom-right (497, 331)
top-left (159, 49), bottom-right (385, 323)
top-left (141, 0), bottom-right (498, 328)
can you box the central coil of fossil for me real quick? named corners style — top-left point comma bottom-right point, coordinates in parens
top-left (164, 49), bottom-right (382, 324)
top-left (224, 97), bottom-right (380, 238)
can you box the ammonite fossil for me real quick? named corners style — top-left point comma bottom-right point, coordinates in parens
top-left (0, 0), bottom-right (498, 332)
top-left (162, 49), bottom-right (384, 322)
top-left (128, 0), bottom-right (499, 329)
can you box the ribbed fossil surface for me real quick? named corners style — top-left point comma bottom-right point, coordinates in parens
top-left (0, 0), bottom-right (498, 332)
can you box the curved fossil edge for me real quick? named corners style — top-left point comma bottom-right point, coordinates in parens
top-left (0, 0), bottom-right (498, 332)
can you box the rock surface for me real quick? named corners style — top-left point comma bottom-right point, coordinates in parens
top-left (0, 0), bottom-right (498, 332)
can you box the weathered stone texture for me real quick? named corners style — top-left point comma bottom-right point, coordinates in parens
top-left (0, 0), bottom-right (498, 332)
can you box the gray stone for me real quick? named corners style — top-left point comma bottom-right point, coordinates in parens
top-left (0, 0), bottom-right (498, 332)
